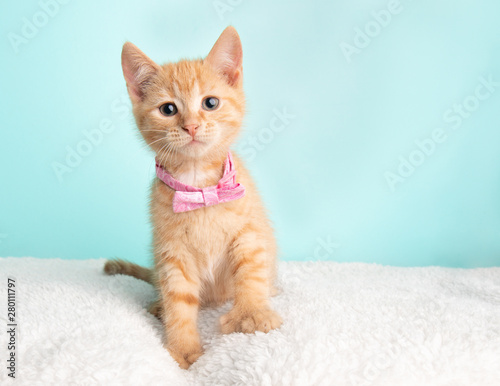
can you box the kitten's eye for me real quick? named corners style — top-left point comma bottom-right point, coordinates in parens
top-left (202, 97), bottom-right (219, 111)
top-left (159, 103), bottom-right (178, 116)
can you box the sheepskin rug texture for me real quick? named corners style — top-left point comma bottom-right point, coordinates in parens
top-left (0, 257), bottom-right (499, 386)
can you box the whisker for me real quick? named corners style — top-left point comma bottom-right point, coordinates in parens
top-left (140, 136), bottom-right (165, 151)
top-left (141, 129), bottom-right (167, 133)
top-left (166, 144), bottom-right (177, 167)
top-left (157, 142), bottom-right (171, 167)
top-left (163, 150), bottom-right (173, 170)
top-left (147, 136), bottom-right (166, 146)
top-left (166, 144), bottom-right (175, 166)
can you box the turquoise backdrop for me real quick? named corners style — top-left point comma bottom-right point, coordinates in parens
top-left (1, 0), bottom-right (499, 267)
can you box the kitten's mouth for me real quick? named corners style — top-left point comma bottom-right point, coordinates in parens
top-left (178, 138), bottom-right (211, 156)
top-left (186, 139), bottom-right (205, 146)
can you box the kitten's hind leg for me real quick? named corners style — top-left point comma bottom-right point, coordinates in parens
top-left (148, 299), bottom-right (163, 320)
top-left (104, 260), bottom-right (162, 320)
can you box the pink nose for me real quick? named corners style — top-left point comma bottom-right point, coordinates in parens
top-left (182, 124), bottom-right (199, 138)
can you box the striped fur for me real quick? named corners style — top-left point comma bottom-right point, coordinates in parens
top-left (104, 27), bottom-right (281, 369)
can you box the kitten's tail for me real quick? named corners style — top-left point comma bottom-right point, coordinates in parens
top-left (104, 259), bottom-right (153, 284)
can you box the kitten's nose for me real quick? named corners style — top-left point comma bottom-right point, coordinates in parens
top-left (182, 124), bottom-right (199, 138)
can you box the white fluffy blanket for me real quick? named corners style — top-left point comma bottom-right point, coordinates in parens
top-left (0, 257), bottom-right (499, 385)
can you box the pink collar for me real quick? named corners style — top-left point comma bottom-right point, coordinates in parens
top-left (155, 152), bottom-right (245, 213)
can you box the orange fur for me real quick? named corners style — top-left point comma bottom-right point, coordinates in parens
top-left (104, 27), bottom-right (281, 369)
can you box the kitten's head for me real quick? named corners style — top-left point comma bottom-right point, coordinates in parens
top-left (121, 27), bottom-right (244, 164)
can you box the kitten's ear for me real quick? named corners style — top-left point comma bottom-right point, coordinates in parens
top-left (205, 26), bottom-right (243, 87)
top-left (121, 42), bottom-right (161, 103)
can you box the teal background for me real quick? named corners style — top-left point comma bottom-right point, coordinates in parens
top-left (1, 0), bottom-right (499, 267)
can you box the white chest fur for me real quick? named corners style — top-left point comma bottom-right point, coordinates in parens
top-left (176, 165), bottom-right (220, 187)
top-left (177, 168), bottom-right (206, 187)
top-left (203, 253), bottom-right (221, 284)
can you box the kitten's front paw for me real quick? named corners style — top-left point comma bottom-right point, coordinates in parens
top-left (220, 307), bottom-right (282, 334)
top-left (166, 343), bottom-right (203, 370)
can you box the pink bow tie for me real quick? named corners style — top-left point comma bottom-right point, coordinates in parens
top-left (155, 152), bottom-right (245, 213)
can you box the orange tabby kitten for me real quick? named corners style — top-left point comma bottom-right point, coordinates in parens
top-left (104, 27), bottom-right (282, 369)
